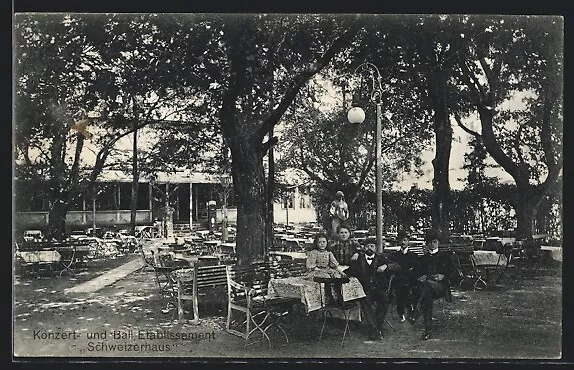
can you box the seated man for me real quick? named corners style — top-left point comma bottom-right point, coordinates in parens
top-left (346, 243), bottom-right (398, 340)
top-left (389, 230), bottom-right (420, 322)
top-left (409, 230), bottom-right (456, 340)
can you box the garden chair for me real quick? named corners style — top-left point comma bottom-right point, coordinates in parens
top-left (226, 263), bottom-right (300, 348)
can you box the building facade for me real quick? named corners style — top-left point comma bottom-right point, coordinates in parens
top-left (14, 170), bottom-right (317, 233)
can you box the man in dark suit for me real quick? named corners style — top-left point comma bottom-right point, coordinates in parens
top-left (408, 230), bottom-right (456, 340)
top-left (389, 230), bottom-right (421, 322)
top-left (346, 243), bottom-right (397, 340)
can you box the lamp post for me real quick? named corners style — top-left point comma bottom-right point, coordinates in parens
top-left (346, 62), bottom-right (384, 253)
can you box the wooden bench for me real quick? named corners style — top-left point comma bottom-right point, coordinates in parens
top-left (441, 243), bottom-right (475, 256)
top-left (225, 260), bottom-right (307, 345)
top-left (172, 263), bottom-right (229, 323)
top-left (404, 243), bottom-right (474, 256)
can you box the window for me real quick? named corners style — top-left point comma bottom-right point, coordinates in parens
top-left (299, 187), bottom-right (309, 209)
top-left (282, 189), bottom-right (295, 209)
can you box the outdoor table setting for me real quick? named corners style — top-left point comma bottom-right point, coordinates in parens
top-left (471, 250), bottom-right (512, 286)
top-left (282, 237), bottom-right (308, 251)
top-left (266, 274), bottom-right (366, 314)
top-left (353, 230), bottom-right (369, 238)
top-left (17, 249), bottom-right (62, 275)
top-left (473, 250), bottom-right (509, 266)
top-left (184, 235), bottom-right (202, 244)
top-left (173, 253), bottom-right (200, 265)
top-left (17, 250), bottom-right (61, 264)
top-left (540, 246), bottom-right (562, 262)
top-left (269, 251), bottom-right (307, 261)
top-left (219, 242), bottom-right (236, 254)
top-left (195, 230), bottom-right (211, 239)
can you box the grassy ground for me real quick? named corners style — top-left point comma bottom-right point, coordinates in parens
top-left (12, 249), bottom-right (563, 361)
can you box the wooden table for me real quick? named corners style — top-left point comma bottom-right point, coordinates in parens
top-left (184, 235), bottom-right (202, 243)
top-left (203, 240), bottom-right (221, 254)
top-left (220, 242), bottom-right (236, 253)
top-left (472, 250), bottom-right (511, 288)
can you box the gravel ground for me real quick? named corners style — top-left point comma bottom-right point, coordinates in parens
top-left (12, 247), bottom-right (564, 361)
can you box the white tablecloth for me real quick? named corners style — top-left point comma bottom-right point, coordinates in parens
top-left (267, 276), bottom-right (366, 313)
top-left (541, 246), bottom-right (562, 261)
top-left (473, 250), bottom-right (508, 266)
top-left (18, 250), bottom-right (61, 263)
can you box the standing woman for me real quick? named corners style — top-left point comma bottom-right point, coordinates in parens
top-left (329, 191), bottom-right (349, 238)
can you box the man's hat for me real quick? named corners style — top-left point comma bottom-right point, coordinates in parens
top-left (397, 230), bottom-right (409, 240)
top-left (424, 229), bottom-right (440, 243)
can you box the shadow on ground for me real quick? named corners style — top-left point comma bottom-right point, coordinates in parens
top-left (13, 251), bottom-right (562, 360)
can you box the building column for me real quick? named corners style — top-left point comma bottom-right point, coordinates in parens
top-left (294, 186), bottom-right (300, 210)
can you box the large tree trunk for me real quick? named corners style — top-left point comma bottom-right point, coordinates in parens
top-left (515, 200), bottom-right (538, 240)
top-left (130, 126), bottom-right (138, 236)
top-left (266, 127), bottom-right (275, 254)
top-left (229, 139), bottom-right (267, 265)
top-left (47, 200), bottom-right (68, 240)
top-left (429, 69), bottom-right (452, 243)
top-left (514, 182), bottom-right (544, 240)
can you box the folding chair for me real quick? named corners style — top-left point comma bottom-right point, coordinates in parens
top-left (226, 264), bottom-right (298, 348)
top-left (453, 253), bottom-right (476, 288)
top-left (313, 276), bottom-right (356, 346)
top-left (138, 248), bottom-right (156, 273)
top-left (468, 254), bottom-right (488, 290)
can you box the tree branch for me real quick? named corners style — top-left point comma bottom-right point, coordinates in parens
top-left (254, 27), bottom-right (358, 141)
top-left (459, 61), bottom-right (486, 102)
top-left (298, 148), bottom-right (327, 187)
top-left (260, 136), bottom-right (278, 158)
top-left (513, 121), bottom-right (526, 166)
top-left (540, 82), bottom-right (560, 178)
top-left (453, 113), bottom-right (481, 138)
top-left (353, 141), bottom-right (375, 201)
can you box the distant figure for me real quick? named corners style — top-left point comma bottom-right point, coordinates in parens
top-left (329, 191), bottom-right (349, 237)
top-left (164, 204), bottom-right (175, 239)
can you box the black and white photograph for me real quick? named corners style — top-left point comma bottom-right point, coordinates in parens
top-left (12, 13), bottom-right (564, 361)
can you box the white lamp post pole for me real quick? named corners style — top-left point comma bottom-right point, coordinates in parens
top-left (347, 62), bottom-right (385, 252)
top-left (375, 103), bottom-right (383, 253)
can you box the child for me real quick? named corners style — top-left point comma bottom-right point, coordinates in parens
top-left (305, 232), bottom-right (347, 280)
